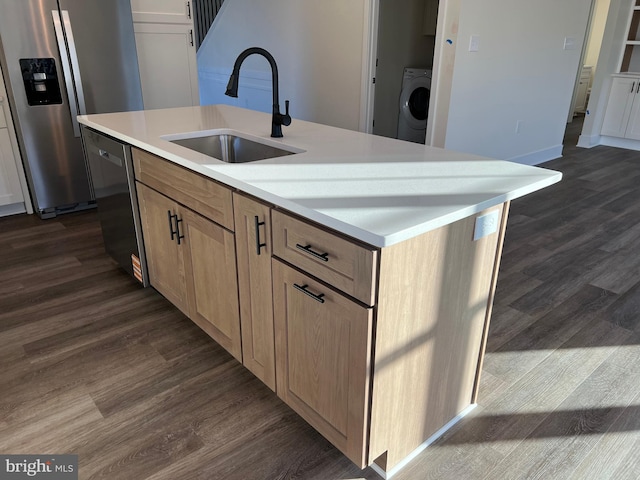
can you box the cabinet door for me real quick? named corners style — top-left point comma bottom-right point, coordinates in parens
top-left (273, 260), bottom-right (373, 468)
top-left (601, 77), bottom-right (637, 137)
top-left (133, 22), bottom-right (199, 109)
top-left (233, 193), bottom-right (276, 390)
top-left (0, 128), bottom-right (25, 208)
top-left (182, 208), bottom-right (242, 361)
top-left (626, 92), bottom-right (640, 140)
top-left (137, 183), bottom-right (188, 314)
top-left (131, 0), bottom-right (191, 23)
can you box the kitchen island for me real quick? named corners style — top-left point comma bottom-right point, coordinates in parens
top-left (79, 105), bottom-right (561, 478)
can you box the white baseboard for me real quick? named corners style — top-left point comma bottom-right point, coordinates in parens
top-left (507, 144), bottom-right (563, 166)
top-left (577, 133), bottom-right (601, 148)
top-left (598, 135), bottom-right (640, 152)
top-left (369, 404), bottom-right (477, 479)
top-left (0, 202), bottom-right (26, 217)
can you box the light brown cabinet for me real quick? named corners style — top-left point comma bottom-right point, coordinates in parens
top-left (233, 193), bottom-right (276, 390)
top-left (181, 207), bottom-right (241, 361)
top-left (132, 145), bottom-right (510, 476)
top-left (271, 210), bottom-right (377, 306)
top-left (135, 149), bottom-right (241, 361)
top-left (270, 206), bottom-right (508, 472)
top-left (273, 260), bottom-right (373, 467)
top-left (138, 183), bottom-right (188, 314)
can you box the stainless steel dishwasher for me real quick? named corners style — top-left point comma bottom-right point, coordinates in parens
top-left (82, 126), bottom-right (148, 286)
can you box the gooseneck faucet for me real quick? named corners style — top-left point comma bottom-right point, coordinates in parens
top-left (225, 47), bottom-right (291, 138)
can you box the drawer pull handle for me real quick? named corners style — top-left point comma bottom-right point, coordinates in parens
top-left (168, 210), bottom-right (178, 240)
top-left (293, 283), bottom-right (325, 303)
top-left (175, 217), bottom-right (185, 245)
top-left (167, 210), bottom-right (185, 245)
top-left (254, 215), bottom-right (267, 255)
top-left (296, 243), bottom-right (329, 262)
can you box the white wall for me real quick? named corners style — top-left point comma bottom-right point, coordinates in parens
top-left (373, 0), bottom-right (436, 139)
top-left (197, 0), bottom-right (369, 131)
top-left (579, 0), bottom-right (633, 148)
top-left (585, 0), bottom-right (612, 82)
top-left (442, 0), bottom-right (593, 164)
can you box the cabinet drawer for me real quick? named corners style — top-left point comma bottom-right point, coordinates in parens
top-left (132, 147), bottom-right (234, 230)
top-left (272, 210), bottom-right (377, 306)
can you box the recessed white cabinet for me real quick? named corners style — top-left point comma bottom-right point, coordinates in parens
top-left (601, 75), bottom-right (640, 140)
top-left (574, 66), bottom-right (592, 115)
top-left (0, 73), bottom-right (26, 213)
top-left (131, 0), bottom-right (199, 110)
top-left (134, 23), bottom-right (199, 109)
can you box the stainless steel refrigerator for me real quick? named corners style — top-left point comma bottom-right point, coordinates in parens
top-left (0, 0), bottom-right (143, 218)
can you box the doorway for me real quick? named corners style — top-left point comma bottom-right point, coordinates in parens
top-left (372, 0), bottom-right (438, 142)
top-left (567, 0), bottom-right (610, 127)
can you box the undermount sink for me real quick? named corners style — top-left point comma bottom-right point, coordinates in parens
top-left (164, 129), bottom-right (301, 163)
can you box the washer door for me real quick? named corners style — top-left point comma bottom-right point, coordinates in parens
top-left (399, 75), bottom-right (432, 129)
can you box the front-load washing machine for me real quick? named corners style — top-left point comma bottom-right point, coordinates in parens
top-left (397, 67), bottom-right (432, 144)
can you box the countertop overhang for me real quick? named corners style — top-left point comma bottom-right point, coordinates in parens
top-left (79, 105), bottom-right (561, 248)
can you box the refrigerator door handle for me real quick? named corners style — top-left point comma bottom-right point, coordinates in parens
top-left (61, 10), bottom-right (87, 117)
top-left (51, 10), bottom-right (81, 138)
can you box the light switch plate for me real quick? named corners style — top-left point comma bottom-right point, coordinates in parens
top-left (469, 35), bottom-right (480, 52)
top-left (563, 36), bottom-right (576, 50)
top-left (473, 210), bottom-right (499, 241)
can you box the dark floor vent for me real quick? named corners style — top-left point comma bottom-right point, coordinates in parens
top-left (193, 0), bottom-right (225, 51)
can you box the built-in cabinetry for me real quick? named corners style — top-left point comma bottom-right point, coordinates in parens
top-left (130, 0), bottom-right (199, 109)
top-left (601, 75), bottom-right (640, 139)
top-left (131, 145), bottom-right (509, 475)
top-left (134, 148), bottom-right (241, 360)
top-left (0, 68), bottom-right (26, 215)
top-left (233, 193), bottom-right (276, 391)
top-left (620, 1), bottom-right (640, 73)
top-left (598, 1), bottom-right (640, 144)
top-left (271, 210), bottom-right (378, 467)
top-left (574, 65), bottom-right (592, 115)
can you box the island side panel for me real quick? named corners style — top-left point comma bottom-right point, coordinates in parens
top-left (472, 201), bottom-right (510, 403)
top-left (368, 203), bottom-right (508, 471)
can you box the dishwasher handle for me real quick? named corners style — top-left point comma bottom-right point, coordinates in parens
top-left (97, 148), bottom-right (123, 167)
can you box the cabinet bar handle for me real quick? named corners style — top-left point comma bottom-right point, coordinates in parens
top-left (632, 81), bottom-right (636, 94)
top-left (254, 216), bottom-right (267, 255)
top-left (175, 217), bottom-right (185, 245)
top-left (168, 210), bottom-right (178, 241)
top-left (293, 283), bottom-right (325, 303)
top-left (637, 81), bottom-right (640, 94)
top-left (295, 243), bottom-right (329, 262)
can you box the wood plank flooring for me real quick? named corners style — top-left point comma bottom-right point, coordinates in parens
top-left (1, 118), bottom-right (640, 479)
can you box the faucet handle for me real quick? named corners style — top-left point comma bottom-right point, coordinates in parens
top-left (282, 100), bottom-right (292, 126)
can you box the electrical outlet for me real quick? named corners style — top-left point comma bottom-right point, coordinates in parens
top-left (473, 210), bottom-right (500, 241)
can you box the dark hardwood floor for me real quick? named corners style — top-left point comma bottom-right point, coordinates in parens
top-left (2, 118), bottom-right (639, 479)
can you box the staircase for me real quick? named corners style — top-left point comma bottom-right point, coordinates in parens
top-left (193, 0), bottom-right (225, 50)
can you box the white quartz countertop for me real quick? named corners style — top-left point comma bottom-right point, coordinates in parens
top-left (79, 105), bottom-right (561, 248)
